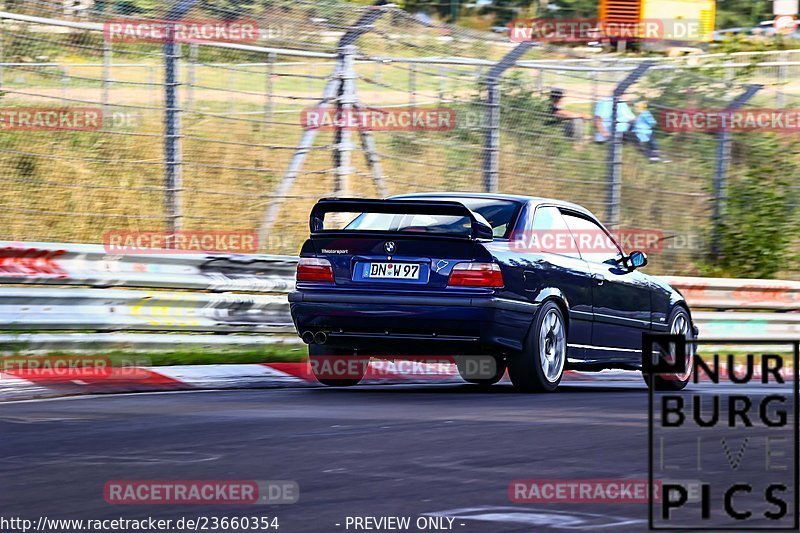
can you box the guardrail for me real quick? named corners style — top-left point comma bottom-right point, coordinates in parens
top-left (0, 241), bottom-right (296, 292)
top-left (660, 275), bottom-right (800, 311)
top-left (0, 241), bottom-right (296, 350)
top-left (0, 241), bottom-right (797, 350)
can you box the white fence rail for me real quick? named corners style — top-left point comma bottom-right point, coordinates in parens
top-left (0, 242), bottom-right (798, 350)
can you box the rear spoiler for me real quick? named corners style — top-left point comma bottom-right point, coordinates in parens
top-left (309, 198), bottom-right (494, 240)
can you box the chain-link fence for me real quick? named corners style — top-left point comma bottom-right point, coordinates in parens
top-left (1, 1), bottom-right (798, 276)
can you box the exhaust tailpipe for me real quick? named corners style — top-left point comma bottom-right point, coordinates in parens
top-left (314, 331), bottom-right (328, 345)
top-left (301, 331), bottom-right (315, 344)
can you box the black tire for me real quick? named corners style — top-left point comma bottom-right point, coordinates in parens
top-left (308, 345), bottom-right (368, 387)
top-left (508, 301), bottom-right (567, 392)
top-left (456, 356), bottom-right (507, 386)
top-left (643, 306), bottom-right (694, 391)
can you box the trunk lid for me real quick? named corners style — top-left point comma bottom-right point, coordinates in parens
top-left (306, 198), bottom-right (494, 289)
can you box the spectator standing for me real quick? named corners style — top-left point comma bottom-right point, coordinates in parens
top-left (631, 101), bottom-right (663, 162)
top-left (593, 96), bottom-right (635, 143)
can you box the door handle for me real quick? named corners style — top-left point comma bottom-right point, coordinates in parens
top-left (593, 274), bottom-right (605, 286)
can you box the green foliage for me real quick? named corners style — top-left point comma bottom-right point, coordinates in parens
top-left (711, 34), bottom-right (800, 54)
top-left (401, 0), bottom-right (538, 24)
top-left (641, 61), bottom-right (751, 111)
top-left (715, 0), bottom-right (772, 29)
top-left (550, 0), bottom-right (598, 18)
top-left (711, 135), bottom-right (799, 279)
top-left (638, 59), bottom-right (799, 279)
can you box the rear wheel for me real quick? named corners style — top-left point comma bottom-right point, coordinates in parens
top-left (508, 301), bottom-right (566, 392)
top-left (643, 306), bottom-right (694, 391)
top-left (456, 356), bottom-right (507, 386)
top-left (308, 345), bottom-right (368, 387)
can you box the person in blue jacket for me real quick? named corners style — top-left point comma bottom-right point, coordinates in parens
top-left (630, 101), bottom-right (663, 162)
top-left (594, 97), bottom-right (664, 162)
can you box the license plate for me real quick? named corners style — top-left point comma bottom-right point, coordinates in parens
top-left (366, 262), bottom-right (420, 280)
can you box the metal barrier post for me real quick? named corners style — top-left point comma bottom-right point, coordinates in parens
top-left (148, 65), bottom-right (155, 102)
top-left (438, 65), bottom-right (445, 104)
top-left (482, 42), bottom-right (535, 193)
top-left (265, 51), bottom-right (276, 122)
top-left (164, 29), bottom-right (183, 242)
top-left (777, 51), bottom-right (787, 108)
top-left (333, 45), bottom-right (356, 198)
top-left (0, 24), bottom-right (4, 89)
top-left (409, 63), bottom-right (417, 108)
top-left (161, 1), bottom-right (197, 246)
top-left (102, 40), bottom-right (111, 109)
top-left (605, 61), bottom-right (653, 228)
top-left (186, 43), bottom-right (197, 113)
top-left (590, 69), bottom-right (598, 136)
top-left (483, 80), bottom-right (500, 193)
top-left (710, 84), bottom-right (763, 259)
top-left (257, 0), bottom-right (388, 246)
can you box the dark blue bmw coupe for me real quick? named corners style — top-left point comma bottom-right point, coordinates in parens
top-left (289, 193), bottom-right (697, 392)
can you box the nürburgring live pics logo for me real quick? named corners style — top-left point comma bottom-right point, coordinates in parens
top-left (645, 333), bottom-right (798, 530)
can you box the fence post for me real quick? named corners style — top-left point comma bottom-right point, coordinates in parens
top-left (186, 43), bottom-right (197, 113)
top-left (229, 65), bottom-right (237, 116)
top-left (483, 80), bottom-right (500, 193)
top-left (481, 42), bottom-right (534, 193)
top-left (332, 45), bottom-right (357, 198)
top-left (777, 51), bottom-right (787, 108)
top-left (164, 29), bottom-right (182, 242)
top-left (0, 25), bottom-right (4, 89)
top-left (148, 65), bottom-right (155, 102)
top-left (409, 63), bottom-right (416, 108)
top-left (590, 69), bottom-right (598, 136)
top-left (265, 51), bottom-right (275, 123)
top-left (605, 61), bottom-right (653, 228)
top-left (438, 65), bottom-right (445, 104)
top-left (102, 40), bottom-right (111, 109)
top-left (61, 66), bottom-right (68, 100)
top-left (710, 84), bottom-right (763, 259)
top-left (257, 0), bottom-right (389, 246)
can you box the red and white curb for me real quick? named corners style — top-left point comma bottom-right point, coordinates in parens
top-left (0, 362), bottom-right (643, 401)
top-left (1, 361), bottom-right (792, 401)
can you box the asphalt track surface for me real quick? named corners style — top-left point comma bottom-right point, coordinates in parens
top-left (1, 381), bottom-right (796, 532)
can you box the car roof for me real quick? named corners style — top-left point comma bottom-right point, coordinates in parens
top-left (389, 192), bottom-right (596, 218)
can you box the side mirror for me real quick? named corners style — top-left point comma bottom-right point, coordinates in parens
top-left (627, 251), bottom-right (648, 270)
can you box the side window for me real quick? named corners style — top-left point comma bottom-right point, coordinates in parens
top-left (561, 212), bottom-right (623, 264)
top-left (529, 206), bottom-right (581, 259)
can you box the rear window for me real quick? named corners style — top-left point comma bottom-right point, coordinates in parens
top-left (344, 212), bottom-right (473, 236)
top-left (343, 198), bottom-right (520, 239)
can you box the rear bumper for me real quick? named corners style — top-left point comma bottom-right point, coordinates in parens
top-left (289, 291), bottom-right (538, 355)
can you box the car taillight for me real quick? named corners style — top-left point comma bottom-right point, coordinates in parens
top-left (297, 257), bottom-right (334, 283)
top-left (448, 262), bottom-right (504, 288)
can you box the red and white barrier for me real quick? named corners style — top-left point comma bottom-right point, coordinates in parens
top-left (3, 358), bottom-right (792, 402)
